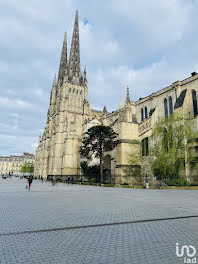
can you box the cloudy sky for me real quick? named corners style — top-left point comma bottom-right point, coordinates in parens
top-left (0, 0), bottom-right (197, 156)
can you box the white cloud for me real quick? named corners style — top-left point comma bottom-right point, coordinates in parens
top-left (0, 96), bottom-right (38, 110)
top-left (0, 0), bottom-right (198, 155)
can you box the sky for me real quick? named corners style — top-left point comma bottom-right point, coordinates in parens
top-left (0, 0), bottom-right (198, 156)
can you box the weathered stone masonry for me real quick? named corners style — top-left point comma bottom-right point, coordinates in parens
top-left (34, 11), bottom-right (198, 185)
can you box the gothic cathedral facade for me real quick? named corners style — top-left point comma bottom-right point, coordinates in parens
top-left (34, 11), bottom-right (198, 185)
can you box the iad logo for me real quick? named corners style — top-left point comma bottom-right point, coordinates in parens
top-left (176, 243), bottom-right (197, 263)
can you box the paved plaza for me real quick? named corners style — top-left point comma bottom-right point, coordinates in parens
top-left (0, 177), bottom-right (198, 264)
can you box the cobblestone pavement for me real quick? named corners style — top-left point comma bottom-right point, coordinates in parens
top-left (0, 177), bottom-right (198, 263)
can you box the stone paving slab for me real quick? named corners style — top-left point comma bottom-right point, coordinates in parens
top-left (0, 177), bottom-right (198, 263)
top-left (0, 218), bottom-right (198, 264)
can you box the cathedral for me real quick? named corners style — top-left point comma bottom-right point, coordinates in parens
top-left (34, 10), bottom-right (198, 185)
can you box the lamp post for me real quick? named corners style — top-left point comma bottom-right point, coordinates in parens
top-left (114, 160), bottom-right (117, 185)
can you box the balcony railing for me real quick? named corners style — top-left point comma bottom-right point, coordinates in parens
top-left (138, 118), bottom-right (152, 135)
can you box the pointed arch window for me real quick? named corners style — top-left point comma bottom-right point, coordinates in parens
top-left (145, 137), bottom-right (149, 156)
top-left (141, 139), bottom-right (145, 156)
top-left (145, 107), bottom-right (148, 119)
top-left (164, 98), bottom-right (168, 118)
top-left (192, 90), bottom-right (198, 117)
top-left (141, 137), bottom-right (149, 156)
top-left (169, 96), bottom-right (173, 115)
top-left (141, 108), bottom-right (144, 121)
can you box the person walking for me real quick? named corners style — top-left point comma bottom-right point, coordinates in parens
top-left (67, 177), bottom-right (70, 184)
top-left (28, 175), bottom-right (33, 190)
top-left (52, 175), bottom-right (57, 185)
top-left (71, 177), bottom-right (74, 184)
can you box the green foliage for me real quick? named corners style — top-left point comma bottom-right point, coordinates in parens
top-left (165, 178), bottom-right (190, 186)
top-left (87, 165), bottom-right (101, 182)
top-left (80, 125), bottom-right (119, 183)
top-left (20, 163), bottom-right (34, 173)
top-left (90, 177), bottom-right (96, 183)
top-left (80, 161), bottom-right (100, 182)
top-left (80, 161), bottom-right (89, 178)
top-left (150, 114), bottom-right (198, 181)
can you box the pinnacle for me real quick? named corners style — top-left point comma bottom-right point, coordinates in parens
top-left (125, 86), bottom-right (130, 105)
top-left (58, 32), bottom-right (68, 83)
top-left (103, 106), bottom-right (107, 115)
top-left (119, 95), bottom-right (123, 109)
top-left (64, 31), bottom-right (67, 42)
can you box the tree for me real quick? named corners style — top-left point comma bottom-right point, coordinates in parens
top-left (80, 125), bottom-right (119, 183)
top-left (150, 114), bottom-right (198, 182)
top-left (21, 163), bottom-right (34, 173)
top-left (80, 161), bottom-right (89, 180)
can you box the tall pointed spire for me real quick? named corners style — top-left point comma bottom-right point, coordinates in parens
top-left (58, 32), bottom-right (67, 84)
top-left (50, 74), bottom-right (56, 103)
top-left (125, 86), bottom-right (130, 106)
top-left (49, 74), bottom-right (57, 116)
top-left (68, 10), bottom-right (81, 83)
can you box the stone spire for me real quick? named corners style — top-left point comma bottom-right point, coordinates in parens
top-left (125, 86), bottom-right (130, 106)
top-left (58, 32), bottom-right (67, 84)
top-left (119, 95), bottom-right (123, 109)
top-left (50, 74), bottom-right (56, 103)
top-left (68, 10), bottom-right (81, 82)
top-left (49, 74), bottom-right (57, 117)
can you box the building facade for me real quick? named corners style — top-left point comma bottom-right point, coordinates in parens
top-left (0, 152), bottom-right (34, 176)
top-left (34, 11), bottom-right (198, 185)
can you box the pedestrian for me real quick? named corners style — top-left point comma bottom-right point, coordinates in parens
top-left (41, 176), bottom-right (43, 183)
top-left (52, 175), bottom-right (57, 185)
top-left (71, 177), bottom-right (74, 184)
top-left (28, 175), bottom-right (33, 190)
top-left (67, 177), bottom-right (70, 184)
